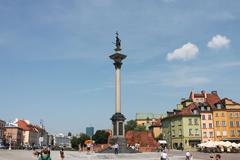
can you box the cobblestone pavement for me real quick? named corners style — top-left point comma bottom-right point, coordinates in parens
top-left (0, 150), bottom-right (239, 160)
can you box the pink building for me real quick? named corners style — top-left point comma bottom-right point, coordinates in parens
top-left (188, 90), bottom-right (221, 142)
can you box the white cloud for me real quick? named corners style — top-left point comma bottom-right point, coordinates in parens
top-left (167, 43), bottom-right (199, 61)
top-left (207, 34), bottom-right (230, 49)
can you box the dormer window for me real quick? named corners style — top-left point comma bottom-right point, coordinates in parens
top-left (201, 107), bottom-right (205, 111)
top-left (207, 107), bottom-right (210, 111)
top-left (217, 104), bottom-right (221, 109)
top-left (193, 110), bottom-right (198, 115)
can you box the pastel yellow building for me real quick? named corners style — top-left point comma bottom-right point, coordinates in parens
top-left (213, 98), bottom-right (240, 142)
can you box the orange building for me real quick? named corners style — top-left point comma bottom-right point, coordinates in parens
top-left (213, 98), bottom-right (240, 142)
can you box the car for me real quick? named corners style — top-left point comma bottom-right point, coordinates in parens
top-left (0, 144), bottom-right (7, 149)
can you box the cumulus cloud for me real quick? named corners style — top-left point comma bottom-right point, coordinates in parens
top-left (167, 43), bottom-right (199, 61)
top-left (207, 34), bottom-right (230, 49)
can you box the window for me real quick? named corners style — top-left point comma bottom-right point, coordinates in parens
top-left (189, 129), bottom-right (193, 136)
top-left (203, 132), bottom-right (207, 137)
top-left (194, 119), bottom-right (198, 125)
top-left (222, 113), bottom-right (224, 117)
top-left (216, 131), bottom-right (221, 136)
top-left (230, 121), bottom-right (234, 127)
top-left (202, 115), bottom-right (206, 120)
top-left (217, 104), bottom-right (221, 109)
top-left (208, 115), bottom-right (212, 120)
top-left (209, 132), bottom-right (213, 138)
top-left (207, 107), bottom-right (211, 111)
top-left (238, 130), bottom-right (240, 136)
top-left (201, 107), bottom-right (205, 111)
top-left (236, 121), bottom-right (240, 127)
top-left (223, 130), bottom-right (227, 136)
top-left (172, 130), bottom-right (175, 136)
top-left (193, 110), bottom-right (198, 115)
top-left (230, 130), bottom-right (235, 137)
top-left (195, 129), bottom-right (199, 136)
top-left (216, 121), bottom-right (220, 127)
top-left (203, 123), bottom-right (206, 129)
top-left (209, 123), bottom-right (213, 128)
top-left (222, 121), bottom-right (226, 127)
top-left (229, 113), bottom-right (233, 118)
top-left (179, 129), bottom-right (182, 136)
top-left (215, 113), bottom-right (218, 117)
top-left (236, 112), bottom-right (239, 117)
top-left (188, 119), bottom-right (192, 125)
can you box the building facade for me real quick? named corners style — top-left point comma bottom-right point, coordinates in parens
top-left (162, 103), bottom-right (201, 149)
top-left (0, 120), bottom-right (6, 145)
top-left (4, 123), bottom-right (23, 148)
top-left (86, 127), bottom-right (94, 137)
top-left (213, 98), bottom-right (240, 142)
top-left (54, 133), bottom-right (71, 148)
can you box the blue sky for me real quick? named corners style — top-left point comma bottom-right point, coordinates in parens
top-left (0, 0), bottom-right (239, 135)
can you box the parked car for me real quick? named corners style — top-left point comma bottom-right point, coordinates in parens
top-left (0, 144), bottom-right (7, 149)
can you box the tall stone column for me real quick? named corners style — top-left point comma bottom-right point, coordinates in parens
top-left (109, 32), bottom-right (126, 138)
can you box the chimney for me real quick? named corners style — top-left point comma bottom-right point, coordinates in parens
top-left (201, 90), bottom-right (207, 98)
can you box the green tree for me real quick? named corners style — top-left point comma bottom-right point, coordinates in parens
top-left (134, 125), bottom-right (146, 131)
top-left (71, 136), bottom-right (79, 150)
top-left (92, 130), bottom-right (109, 144)
top-left (124, 120), bottom-right (137, 132)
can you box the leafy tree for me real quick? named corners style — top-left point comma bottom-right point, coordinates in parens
top-left (124, 120), bottom-right (137, 132)
top-left (92, 130), bottom-right (109, 144)
top-left (71, 136), bottom-right (79, 150)
top-left (134, 125), bottom-right (146, 131)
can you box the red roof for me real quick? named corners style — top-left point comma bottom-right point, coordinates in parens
top-left (178, 103), bottom-right (198, 115)
top-left (16, 120), bottom-right (39, 132)
top-left (206, 93), bottom-right (221, 109)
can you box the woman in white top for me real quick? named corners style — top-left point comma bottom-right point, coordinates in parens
top-left (160, 150), bottom-right (168, 160)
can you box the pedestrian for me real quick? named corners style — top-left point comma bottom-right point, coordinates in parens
top-left (160, 150), bottom-right (168, 160)
top-left (60, 148), bottom-right (64, 160)
top-left (86, 143), bottom-right (91, 154)
top-left (38, 148), bottom-right (51, 160)
top-left (215, 154), bottom-right (221, 160)
top-left (114, 143), bottom-right (119, 154)
top-left (185, 151), bottom-right (192, 160)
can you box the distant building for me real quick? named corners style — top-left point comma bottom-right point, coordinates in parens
top-left (4, 123), bottom-right (23, 148)
top-left (54, 133), bottom-right (71, 148)
top-left (135, 113), bottom-right (164, 129)
top-left (86, 127), bottom-right (94, 137)
top-left (162, 103), bottom-right (202, 150)
top-left (0, 120), bottom-right (6, 145)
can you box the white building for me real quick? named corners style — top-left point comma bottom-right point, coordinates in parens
top-left (54, 133), bottom-right (71, 148)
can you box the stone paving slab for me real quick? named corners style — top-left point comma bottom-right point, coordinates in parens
top-left (0, 150), bottom-right (204, 160)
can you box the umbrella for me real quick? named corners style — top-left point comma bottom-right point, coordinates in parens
top-left (84, 140), bottom-right (93, 145)
top-left (224, 141), bottom-right (232, 148)
top-left (231, 142), bottom-right (238, 148)
top-left (205, 141), bottom-right (215, 148)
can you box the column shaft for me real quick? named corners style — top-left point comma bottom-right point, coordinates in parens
top-left (115, 68), bottom-right (121, 113)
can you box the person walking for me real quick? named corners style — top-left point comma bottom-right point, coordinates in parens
top-left (215, 154), bottom-right (221, 160)
top-left (114, 143), bottom-right (119, 154)
top-left (38, 148), bottom-right (51, 160)
top-left (160, 150), bottom-right (169, 160)
top-left (60, 148), bottom-right (65, 160)
top-left (185, 151), bottom-right (192, 160)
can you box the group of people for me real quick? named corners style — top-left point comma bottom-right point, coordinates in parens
top-left (160, 150), bottom-right (222, 160)
top-left (33, 147), bottom-right (65, 160)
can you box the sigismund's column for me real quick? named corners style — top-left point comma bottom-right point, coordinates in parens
top-left (110, 32), bottom-right (126, 138)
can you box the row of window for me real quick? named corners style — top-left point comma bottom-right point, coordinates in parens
top-left (215, 112), bottom-right (239, 117)
top-left (188, 119), bottom-right (199, 125)
top-left (203, 131), bottom-right (214, 138)
top-left (216, 130), bottom-right (240, 137)
top-left (171, 129), bottom-right (200, 137)
top-left (202, 123), bottom-right (213, 129)
top-left (202, 114), bottom-right (212, 120)
top-left (215, 121), bottom-right (240, 127)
